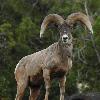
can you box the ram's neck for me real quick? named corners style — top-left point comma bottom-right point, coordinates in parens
top-left (57, 40), bottom-right (73, 63)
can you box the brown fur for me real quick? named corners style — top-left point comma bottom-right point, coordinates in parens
top-left (15, 42), bottom-right (73, 100)
top-left (15, 12), bottom-right (93, 100)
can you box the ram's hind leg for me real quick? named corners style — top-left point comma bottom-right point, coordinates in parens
top-left (15, 66), bottom-right (28, 100)
top-left (15, 78), bottom-right (28, 100)
top-left (29, 87), bottom-right (40, 100)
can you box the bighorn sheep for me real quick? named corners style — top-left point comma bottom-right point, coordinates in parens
top-left (14, 12), bottom-right (93, 100)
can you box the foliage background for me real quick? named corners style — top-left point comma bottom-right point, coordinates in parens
top-left (0, 0), bottom-right (100, 99)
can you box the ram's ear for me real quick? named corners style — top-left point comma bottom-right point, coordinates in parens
top-left (40, 14), bottom-right (64, 38)
top-left (66, 12), bottom-right (93, 34)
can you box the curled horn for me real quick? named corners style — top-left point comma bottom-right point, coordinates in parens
top-left (40, 14), bottom-right (64, 38)
top-left (66, 12), bottom-right (93, 34)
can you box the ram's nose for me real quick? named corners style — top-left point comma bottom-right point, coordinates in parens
top-left (62, 34), bottom-right (69, 43)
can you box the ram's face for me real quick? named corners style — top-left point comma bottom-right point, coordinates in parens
top-left (59, 23), bottom-right (71, 44)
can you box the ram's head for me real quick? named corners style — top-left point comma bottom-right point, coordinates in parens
top-left (40, 12), bottom-right (93, 44)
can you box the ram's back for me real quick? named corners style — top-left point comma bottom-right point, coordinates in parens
top-left (14, 42), bottom-right (58, 77)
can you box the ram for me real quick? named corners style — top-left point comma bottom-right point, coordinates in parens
top-left (14, 12), bottom-right (93, 100)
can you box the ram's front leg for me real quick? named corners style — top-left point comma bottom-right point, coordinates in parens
top-left (59, 76), bottom-right (66, 100)
top-left (43, 69), bottom-right (51, 100)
